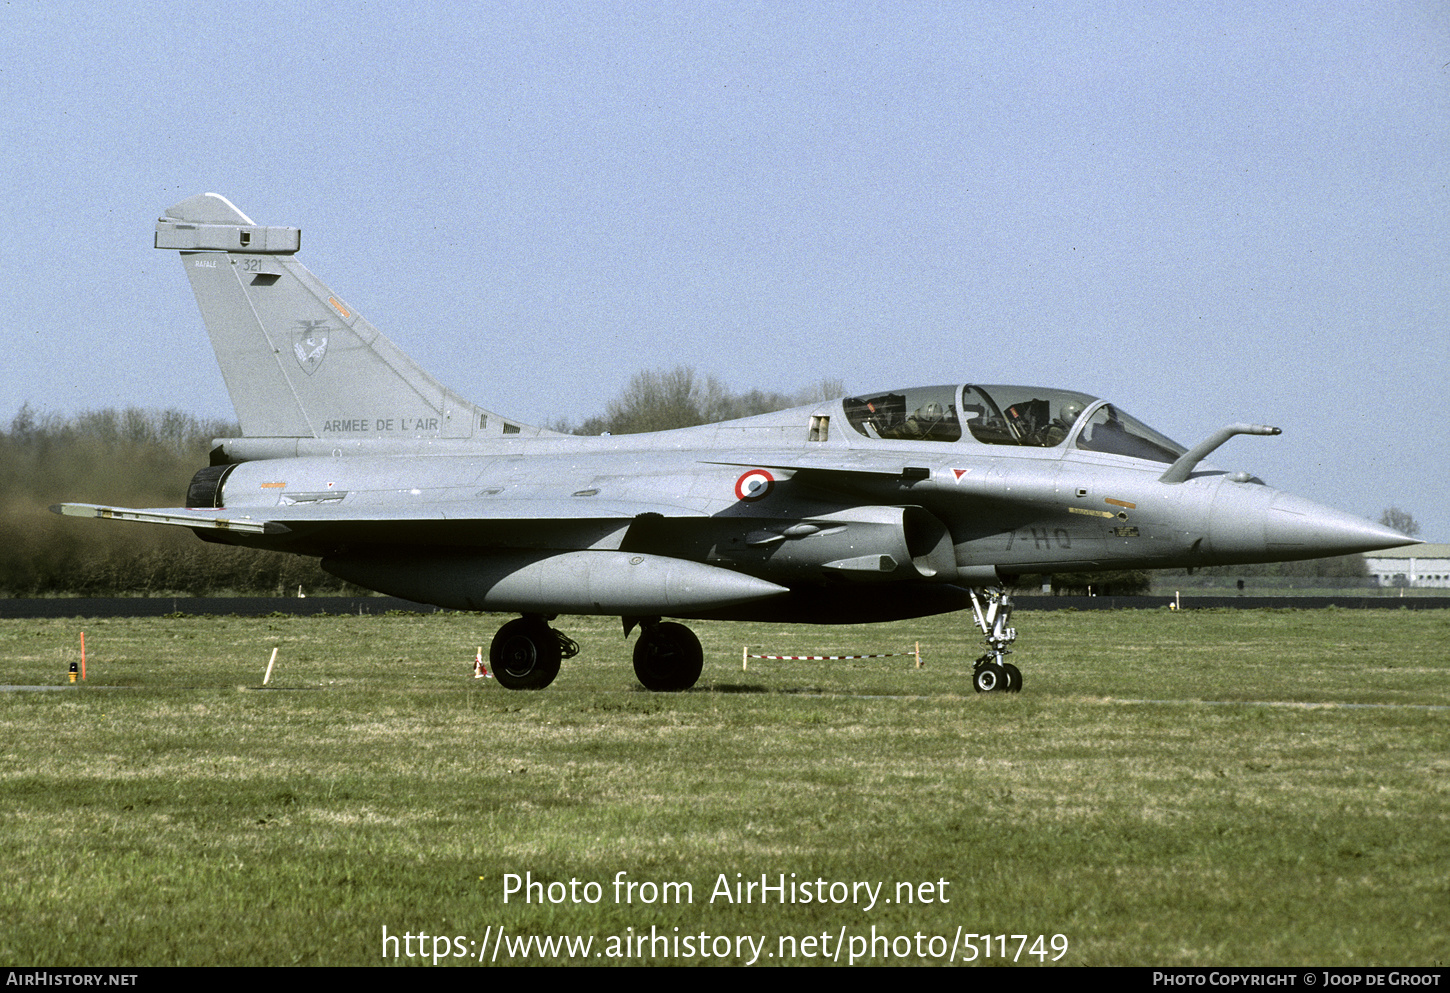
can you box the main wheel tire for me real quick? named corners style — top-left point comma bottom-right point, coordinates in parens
top-left (490, 618), bottom-right (562, 690)
top-left (633, 622), bottom-right (704, 692)
top-left (1002, 662), bottom-right (1023, 693)
top-left (973, 663), bottom-right (1009, 694)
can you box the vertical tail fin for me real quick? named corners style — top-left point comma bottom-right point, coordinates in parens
top-left (156, 193), bottom-right (543, 441)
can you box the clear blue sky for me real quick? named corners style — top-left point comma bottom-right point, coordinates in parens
top-left (4, 2), bottom-right (1446, 537)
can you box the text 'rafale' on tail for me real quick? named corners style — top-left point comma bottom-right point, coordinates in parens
top-left (53, 193), bottom-right (1418, 692)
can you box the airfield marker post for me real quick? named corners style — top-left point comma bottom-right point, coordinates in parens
top-left (263, 647), bottom-right (278, 685)
top-left (80, 631), bottom-right (86, 681)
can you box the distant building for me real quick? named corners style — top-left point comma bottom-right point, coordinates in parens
top-left (1363, 543), bottom-right (1450, 588)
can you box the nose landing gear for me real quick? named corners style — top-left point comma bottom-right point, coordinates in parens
top-left (969, 587), bottom-right (1022, 693)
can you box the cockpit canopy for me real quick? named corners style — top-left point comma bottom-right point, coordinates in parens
top-left (842, 384), bottom-right (1187, 464)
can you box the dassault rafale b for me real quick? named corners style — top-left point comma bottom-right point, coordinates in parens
top-left (54, 194), bottom-right (1418, 693)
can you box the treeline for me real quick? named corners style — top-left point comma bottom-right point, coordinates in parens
top-left (1035, 555), bottom-right (1373, 598)
top-left (0, 405), bottom-right (355, 596)
top-left (566, 367), bottom-right (845, 436)
top-left (1195, 556), bottom-right (1369, 579)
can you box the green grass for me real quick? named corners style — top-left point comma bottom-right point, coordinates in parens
top-left (1, 609), bottom-right (1446, 966)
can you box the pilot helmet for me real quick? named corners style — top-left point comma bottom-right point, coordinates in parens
top-left (1059, 401), bottom-right (1084, 427)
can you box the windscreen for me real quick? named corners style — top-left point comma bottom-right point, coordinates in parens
top-left (1073, 404), bottom-right (1186, 464)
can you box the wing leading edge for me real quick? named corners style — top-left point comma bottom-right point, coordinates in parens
top-left (50, 496), bottom-right (708, 545)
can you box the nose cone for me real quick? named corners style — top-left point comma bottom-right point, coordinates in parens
top-left (1262, 491), bottom-right (1419, 558)
top-left (1206, 484), bottom-right (1420, 564)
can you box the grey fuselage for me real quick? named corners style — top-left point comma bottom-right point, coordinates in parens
top-left (186, 392), bottom-right (1390, 623)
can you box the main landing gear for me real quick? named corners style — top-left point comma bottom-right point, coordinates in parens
top-left (489, 615), bottom-right (579, 690)
top-left (968, 587), bottom-right (1022, 693)
top-left (487, 615), bottom-right (705, 692)
top-left (629, 618), bottom-right (704, 692)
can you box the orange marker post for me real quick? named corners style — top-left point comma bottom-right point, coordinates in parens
top-left (80, 631), bottom-right (86, 681)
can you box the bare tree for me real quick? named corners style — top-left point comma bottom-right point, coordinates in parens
top-left (599, 366), bottom-right (719, 435)
top-left (575, 366), bottom-right (845, 436)
top-left (1379, 507), bottom-right (1422, 538)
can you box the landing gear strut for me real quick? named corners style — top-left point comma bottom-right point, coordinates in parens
top-left (632, 620), bottom-right (704, 692)
top-left (490, 615), bottom-right (578, 690)
top-left (968, 587), bottom-right (1022, 693)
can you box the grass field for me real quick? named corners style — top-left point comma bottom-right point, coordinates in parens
top-left (1, 608), bottom-right (1446, 967)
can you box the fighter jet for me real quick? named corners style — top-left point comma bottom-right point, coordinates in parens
top-left (53, 194), bottom-right (1418, 693)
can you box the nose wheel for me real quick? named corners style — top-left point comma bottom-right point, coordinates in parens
top-left (969, 588), bottom-right (1022, 694)
top-left (972, 659), bottom-right (1022, 693)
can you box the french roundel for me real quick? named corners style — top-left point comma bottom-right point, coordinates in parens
top-left (734, 469), bottom-right (774, 502)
